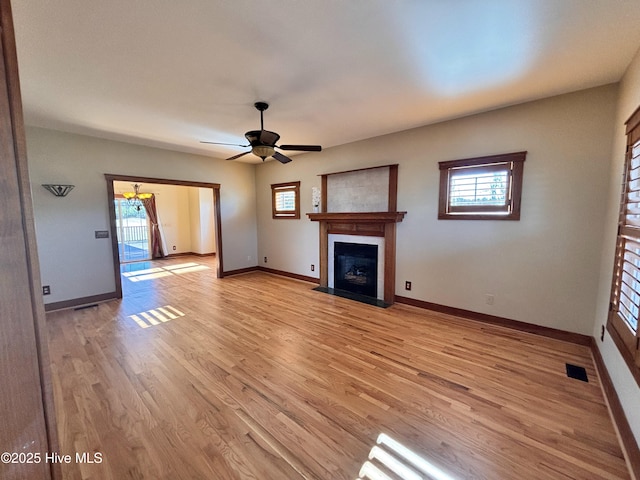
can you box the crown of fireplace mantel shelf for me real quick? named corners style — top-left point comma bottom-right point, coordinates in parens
top-left (307, 212), bottom-right (406, 223)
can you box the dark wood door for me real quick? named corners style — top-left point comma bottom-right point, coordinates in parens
top-left (0, 1), bottom-right (58, 478)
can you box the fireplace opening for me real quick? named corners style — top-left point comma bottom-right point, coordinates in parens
top-left (334, 242), bottom-right (378, 298)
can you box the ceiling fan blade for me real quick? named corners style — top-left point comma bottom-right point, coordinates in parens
top-left (201, 141), bottom-right (249, 147)
top-left (272, 151), bottom-right (292, 164)
top-left (259, 130), bottom-right (280, 145)
top-left (226, 151), bottom-right (251, 161)
top-left (279, 144), bottom-right (322, 152)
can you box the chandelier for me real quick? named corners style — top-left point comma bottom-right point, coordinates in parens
top-left (122, 184), bottom-right (153, 211)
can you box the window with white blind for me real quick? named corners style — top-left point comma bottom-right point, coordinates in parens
top-left (608, 105), bottom-right (640, 382)
top-left (438, 152), bottom-right (526, 220)
top-left (271, 181), bottom-right (300, 219)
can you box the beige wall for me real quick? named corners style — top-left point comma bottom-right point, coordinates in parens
top-left (256, 85), bottom-right (617, 337)
top-left (27, 127), bottom-right (257, 304)
top-left (595, 46), bottom-right (640, 443)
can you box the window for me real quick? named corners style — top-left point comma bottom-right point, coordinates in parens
top-left (608, 105), bottom-right (640, 383)
top-left (114, 197), bottom-right (151, 263)
top-left (438, 152), bottom-right (526, 220)
top-left (271, 181), bottom-right (300, 219)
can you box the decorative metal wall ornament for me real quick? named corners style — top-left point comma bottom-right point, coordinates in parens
top-left (42, 184), bottom-right (75, 197)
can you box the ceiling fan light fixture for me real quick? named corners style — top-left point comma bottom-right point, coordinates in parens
top-left (252, 145), bottom-right (275, 158)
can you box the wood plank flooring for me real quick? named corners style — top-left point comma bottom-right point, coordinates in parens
top-left (46, 256), bottom-right (630, 479)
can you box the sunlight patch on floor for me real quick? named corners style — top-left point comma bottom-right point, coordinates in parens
top-left (358, 433), bottom-right (456, 480)
top-left (163, 262), bottom-right (201, 270)
top-left (127, 271), bottom-right (174, 282)
top-left (171, 265), bottom-right (210, 274)
top-left (129, 305), bottom-right (185, 328)
top-left (122, 262), bottom-right (210, 282)
top-left (122, 267), bottom-right (164, 277)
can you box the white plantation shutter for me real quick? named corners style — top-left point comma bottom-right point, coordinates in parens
top-left (438, 152), bottom-right (526, 220)
top-left (609, 107), bottom-right (640, 371)
top-left (275, 190), bottom-right (296, 212)
top-left (271, 181), bottom-right (300, 219)
top-left (448, 163), bottom-right (509, 211)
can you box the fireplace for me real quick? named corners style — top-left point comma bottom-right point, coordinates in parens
top-left (334, 242), bottom-right (378, 297)
top-left (309, 212), bottom-right (405, 305)
top-left (306, 163), bottom-right (405, 305)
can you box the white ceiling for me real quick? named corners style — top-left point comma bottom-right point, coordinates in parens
top-left (12, 1), bottom-right (640, 164)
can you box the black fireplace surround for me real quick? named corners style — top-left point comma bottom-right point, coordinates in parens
top-left (334, 242), bottom-right (378, 298)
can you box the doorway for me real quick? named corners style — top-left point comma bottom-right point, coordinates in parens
top-left (105, 174), bottom-right (224, 299)
top-left (114, 196), bottom-right (151, 263)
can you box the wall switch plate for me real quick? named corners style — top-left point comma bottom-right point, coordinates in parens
top-left (405, 281), bottom-right (411, 291)
top-left (43, 285), bottom-right (51, 295)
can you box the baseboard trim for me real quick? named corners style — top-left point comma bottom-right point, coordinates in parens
top-left (394, 295), bottom-right (592, 346)
top-left (590, 338), bottom-right (640, 479)
top-left (222, 266), bottom-right (259, 277)
top-left (223, 265), bottom-right (319, 283)
top-left (44, 292), bottom-right (118, 312)
top-left (165, 252), bottom-right (216, 258)
top-left (258, 267), bottom-right (320, 284)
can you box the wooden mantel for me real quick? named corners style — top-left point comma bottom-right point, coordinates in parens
top-left (307, 212), bottom-right (406, 223)
top-left (308, 211), bottom-right (406, 304)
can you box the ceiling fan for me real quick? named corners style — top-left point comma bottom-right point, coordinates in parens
top-left (201, 102), bottom-right (322, 163)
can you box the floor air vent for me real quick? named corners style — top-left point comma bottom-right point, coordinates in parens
top-left (565, 363), bottom-right (588, 382)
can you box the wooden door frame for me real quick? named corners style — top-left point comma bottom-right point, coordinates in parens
top-left (105, 174), bottom-right (224, 298)
top-left (1, 0), bottom-right (60, 477)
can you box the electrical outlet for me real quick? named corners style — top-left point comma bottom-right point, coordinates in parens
top-left (264, 256), bottom-right (268, 263)
top-left (172, 245), bottom-right (176, 251)
top-left (43, 285), bottom-right (51, 295)
top-left (485, 294), bottom-right (495, 305)
top-left (405, 281), bottom-right (411, 291)
top-left (311, 264), bottom-right (315, 272)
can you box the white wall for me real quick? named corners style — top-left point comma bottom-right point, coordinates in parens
top-left (256, 85), bottom-right (617, 337)
top-left (27, 127), bottom-right (257, 304)
top-left (155, 184), bottom-right (192, 254)
top-left (595, 46), bottom-right (640, 443)
top-left (197, 187), bottom-right (216, 254)
top-left (188, 187), bottom-right (202, 253)
top-left (188, 187), bottom-right (216, 255)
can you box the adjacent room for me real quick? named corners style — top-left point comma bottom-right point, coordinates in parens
top-left (3, 1), bottom-right (640, 479)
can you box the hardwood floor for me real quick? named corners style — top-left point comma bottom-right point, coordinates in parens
top-left (46, 256), bottom-right (630, 479)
